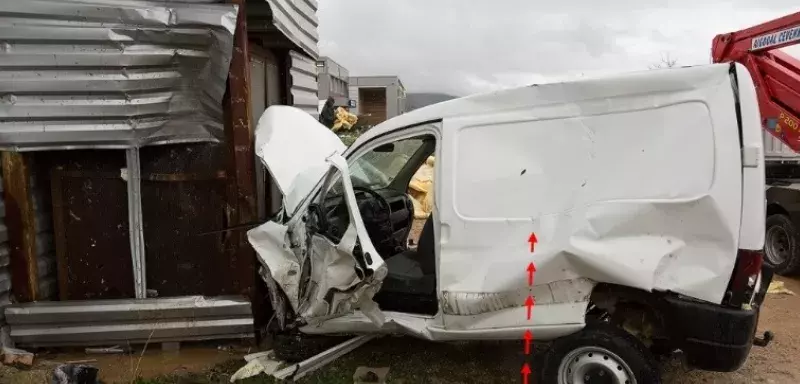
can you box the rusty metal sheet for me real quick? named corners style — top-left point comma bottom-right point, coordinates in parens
top-left (139, 144), bottom-right (254, 297)
top-left (48, 151), bottom-right (135, 300)
top-left (141, 179), bottom-right (229, 297)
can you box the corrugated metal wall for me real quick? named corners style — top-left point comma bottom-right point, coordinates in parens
top-left (264, 0), bottom-right (320, 58)
top-left (0, 0), bottom-right (238, 150)
top-left (289, 51), bottom-right (320, 118)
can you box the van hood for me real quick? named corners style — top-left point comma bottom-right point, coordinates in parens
top-left (254, 106), bottom-right (346, 214)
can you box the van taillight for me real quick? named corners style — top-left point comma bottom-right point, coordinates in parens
top-left (727, 249), bottom-right (763, 307)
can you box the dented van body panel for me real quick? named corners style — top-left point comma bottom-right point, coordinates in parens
top-left (248, 63), bottom-right (765, 343)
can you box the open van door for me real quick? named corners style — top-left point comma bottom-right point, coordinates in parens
top-left (248, 106), bottom-right (387, 327)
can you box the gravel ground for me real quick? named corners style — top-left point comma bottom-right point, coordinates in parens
top-left (661, 275), bottom-right (800, 384)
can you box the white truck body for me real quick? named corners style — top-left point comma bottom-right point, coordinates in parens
top-left (248, 63), bottom-right (765, 342)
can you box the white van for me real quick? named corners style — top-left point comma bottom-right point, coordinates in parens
top-left (248, 63), bottom-right (773, 383)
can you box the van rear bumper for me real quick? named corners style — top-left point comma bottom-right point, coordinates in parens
top-left (662, 265), bottom-right (774, 372)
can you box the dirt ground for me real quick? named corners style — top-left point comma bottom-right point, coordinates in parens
top-left (661, 274), bottom-right (800, 384)
top-left (3, 274), bottom-right (799, 383)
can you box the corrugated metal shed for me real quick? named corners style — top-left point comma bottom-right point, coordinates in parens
top-left (289, 51), bottom-right (320, 118)
top-left (0, 0), bottom-right (238, 150)
top-left (258, 0), bottom-right (319, 59)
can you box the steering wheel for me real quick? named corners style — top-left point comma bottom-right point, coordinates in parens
top-left (352, 186), bottom-right (395, 251)
top-left (353, 185), bottom-right (390, 212)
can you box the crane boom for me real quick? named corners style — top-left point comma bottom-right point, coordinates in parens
top-left (712, 12), bottom-right (800, 153)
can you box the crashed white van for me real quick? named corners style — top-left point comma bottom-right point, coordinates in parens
top-left (248, 63), bottom-right (773, 383)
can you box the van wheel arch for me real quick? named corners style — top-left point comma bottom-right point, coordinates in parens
top-left (541, 320), bottom-right (662, 383)
top-left (587, 284), bottom-right (673, 359)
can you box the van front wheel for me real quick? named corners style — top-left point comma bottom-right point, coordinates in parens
top-left (541, 322), bottom-right (661, 384)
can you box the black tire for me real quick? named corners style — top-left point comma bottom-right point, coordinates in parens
top-left (272, 333), bottom-right (349, 363)
top-left (765, 214), bottom-right (800, 275)
top-left (541, 322), bottom-right (661, 384)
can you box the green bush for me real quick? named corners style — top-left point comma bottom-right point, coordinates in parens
top-left (336, 124), bottom-right (372, 147)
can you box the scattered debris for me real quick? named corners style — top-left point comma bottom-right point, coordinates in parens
top-left (2, 346), bottom-right (34, 367)
top-left (65, 359), bottom-right (97, 365)
top-left (231, 335), bottom-right (379, 382)
top-left (51, 364), bottom-right (100, 384)
top-left (244, 351), bottom-right (272, 363)
top-left (84, 346), bottom-right (126, 355)
top-left (354, 366), bottom-right (390, 384)
top-left (273, 335), bottom-right (380, 381)
top-left (229, 351), bottom-right (284, 382)
top-left (767, 281), bottom-right (795, 296)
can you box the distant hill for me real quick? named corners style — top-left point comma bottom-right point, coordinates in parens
top-left (406, 93), bottom-right (458, 111)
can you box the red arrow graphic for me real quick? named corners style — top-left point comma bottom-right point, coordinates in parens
top-left (521, 363), bottom-right (532, 384)
top-left (523, 329), bottom-right (533, 355)
top-left (528, 233), bottom-right (538, 253)
top-left (526, 262), bottom-right (537, 286)
top-left (525, 295), bottom-right (535, 320)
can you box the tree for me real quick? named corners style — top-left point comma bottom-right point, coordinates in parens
top-left (649, 53), bottom-right (678, 69)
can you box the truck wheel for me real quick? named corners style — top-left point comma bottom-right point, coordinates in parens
top-left (765, 214), bottom-right (800, 275)
top-left (541, 322), bottom-right (661, 384)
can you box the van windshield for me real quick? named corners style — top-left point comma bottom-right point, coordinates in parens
top-left (329, 137), bottom-right (425, 195)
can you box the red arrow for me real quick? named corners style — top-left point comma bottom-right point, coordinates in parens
top-left (521, 363), bottom-right (532, 384)
top-left (523, 329), bottom-right (533, 355)
top-left (528, 233), bottom-right (538, 253)
top-left (525, 295), bottom-right (535, 320)
top-left (526, 262), bottom-right (537, 286)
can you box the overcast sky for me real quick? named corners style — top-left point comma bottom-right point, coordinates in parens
top-left (318, 1), bottom-right (800, 96)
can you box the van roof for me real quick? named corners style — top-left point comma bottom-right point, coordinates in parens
top-left (350, 63), bottom-right (734, 148)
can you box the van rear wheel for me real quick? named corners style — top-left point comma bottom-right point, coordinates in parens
top-left (541, 322), bottom-right (661, 384)
top-left (765, 214), bottom-right (800, 275)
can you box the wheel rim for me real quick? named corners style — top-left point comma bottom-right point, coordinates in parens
top-left (766, 225), bottom-right (791, 266)
top-left (557, 346), bottom-right (635, 384)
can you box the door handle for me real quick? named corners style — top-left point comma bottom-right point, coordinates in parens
top-left (439, 222), bottom-right (450, 244)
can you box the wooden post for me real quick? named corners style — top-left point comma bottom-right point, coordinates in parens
top-left (224, 0), bottom-right (257, 296)
top-left (1, 152), bottom-right (39, 302)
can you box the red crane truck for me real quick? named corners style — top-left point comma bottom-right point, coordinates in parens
top-left (713, 12), bottom-right (800, 275)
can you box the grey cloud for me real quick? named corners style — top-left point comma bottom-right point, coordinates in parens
top-left (319, 1), bottom-right (800, 96)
